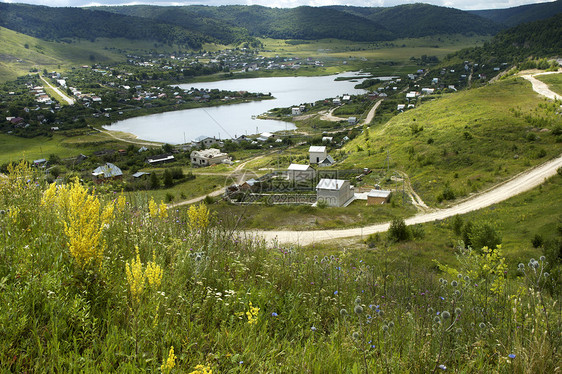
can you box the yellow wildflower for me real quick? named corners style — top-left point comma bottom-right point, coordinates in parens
top-left (126, 247), bottom-right (145, 302)
top-left (159, 200), bottom-right (168, 219)
top-left (246, 301), bottom-right (260, 325)
top-left (116, 193), bottom-right (127, 213)
top-left (149, 198), bottom-right (158, 219)
top-left (146, 254), bottom-right (163, 289)
top-left (187, 204), bottom-right (210, 232)
top-left (189, 364), bottom-right (212, 374)
top-left (161, 346), bottom-right (177, 373)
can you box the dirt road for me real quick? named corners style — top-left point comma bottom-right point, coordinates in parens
top-left (521, 72), bottom-right (561, 101)
top-left (252, 154), bottom-right (562, 245)
top-left (250, 71), bottom-right (562, 245)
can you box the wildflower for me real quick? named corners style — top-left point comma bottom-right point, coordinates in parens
top-left (539, 256), bottom-right (545, 262)
top-left (382, 325), bottom-right (389, 332)
top-left (271, 312), bottom-right (278, 317)
top-left (245, 302), bottom-right (260, 325)
top-left (352, 331), bottom-right (360, 340)
top-left (455, 328), bottom-right (462, 334)
top-left (508, 354), bottom-right (516, 359)
top-left (340, 309), bottom-right (348, 316)
top-left (438, 364), bottom-right (447, 370)
top-left (479, 322), bottom-right (486, 329)
top-left (388, 321), bottom-right (394, 328)
top-left (333, 290), bottom-right (338, 295)
top-left (146, 256), bottom-right (163, 289)
top-left (434, 316), bottom-right (441, 323)
top-left (451, 280), bottom-right (458, 287)
top-left (354, 305), bottom-right (364, 315)
top-left (442, 311), bottom-right (451, 320)
top-left (126, 248), bottom-right (145, 302)
top-left (188, 364), bottom-right (212, 374)
top-left (311, 326), bottom-right (317, 331)
top-left (454, 307), bottom-right (462, 315)
top-left (354, 296), bottom-right (362, 305)
top-left (187, 204), bottom-right (210, 231)
top-left (116, 193), bottom-right (126, 213)
top-left (161, 346), bottom-right (176, 373)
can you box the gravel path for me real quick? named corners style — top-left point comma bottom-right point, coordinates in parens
top-left (40, 76), bottom-right (75, 105)
top-left (521, 72), bottom-right (561, 101)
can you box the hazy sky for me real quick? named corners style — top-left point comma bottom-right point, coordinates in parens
top-left (1, 0), bottom-right (556, 11)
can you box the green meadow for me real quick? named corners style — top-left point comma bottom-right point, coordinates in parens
top-left (340, 76), bottom-right (562, 205)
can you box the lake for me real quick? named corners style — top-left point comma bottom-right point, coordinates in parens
top-left (104, 72), bottom-right (387, 144)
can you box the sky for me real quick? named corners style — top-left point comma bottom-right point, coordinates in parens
top-left (0, 0), bottom-right (556, 12)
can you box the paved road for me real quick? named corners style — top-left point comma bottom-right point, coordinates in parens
top-left (40, 76), bottom-right (75, 105)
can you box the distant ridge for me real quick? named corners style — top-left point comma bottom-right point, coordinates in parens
top-left (469, 0), bottom-right (562, 27)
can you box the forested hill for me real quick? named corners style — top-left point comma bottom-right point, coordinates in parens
top-left (95, 5), bottom-right (395, 42)
top-left (469, 0), bottom-right (562, 27)
top-left (330, 4), bottom-right (502, 37)
top-left (0, 3), bottom-right (210, 49)
top-left (452, 13), bottom-right (562, 63)
top-left (1, 2), bottom-right (559, 47)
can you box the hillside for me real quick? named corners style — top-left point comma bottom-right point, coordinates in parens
top-left (470, 0), bottom-right (562, 27)
top-left (0, 3), bottom-right (208, 49)
top-left (96, 5), bottom-right (395, 42)
top-left (332, 4), bottom-right (502, 38)
top-left (453, 13), bottom-right (562, 64)
top-left (0, 27), bottom-right (125, 82)
top-left (340, 77), bottom-right (562, 205)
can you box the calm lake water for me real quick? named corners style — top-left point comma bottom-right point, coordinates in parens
top-left (104, 72), bottom-right (386, 144)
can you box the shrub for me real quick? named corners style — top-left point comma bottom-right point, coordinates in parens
top-left (531, 233), bottom-right (544, 248)
top-left (388, 217), bottom-right (411, 242)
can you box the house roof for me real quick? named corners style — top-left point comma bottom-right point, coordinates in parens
top-left (192, 148), bottom-right (227, 158)
top-left (92, 163), bottom-right (123, 178)
top-left (288, 164), bottom-right (313, 171)
top-left (309, 146), bottom-right (326, 153)
top-left (319, 155), bottom-right (335, 165)
top-left (147, 154), bottom-right (175, 163)
top-left (193, 135), bottom-right (214, 142)
top-left (368, 189), bottom-right (391, 198)
top-left (316, 178), bottom-right (348, 191)
top-left (132, 172), bottom-right (150, 178)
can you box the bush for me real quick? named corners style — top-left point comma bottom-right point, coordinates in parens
top-left (388, 217), bottom-right (411, 242)
top-left (470, 222), bottom-right (502, 250)
top-left (532, 233), bottom-right (544, 248)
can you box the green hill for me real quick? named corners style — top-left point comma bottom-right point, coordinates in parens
top-left (340, 77), bottom-right (562, 206)
top-left (469, 0), bottom-right (562, 27)
top-left (453, 13), bottom-right (562, 64)
top-left (0, 3), bottom-right (208, 49)
top-left (0, 27), bottom-right (125, 82)
top-left (96, 5), bottom-right (395, 42)
top-left (332, 4), bottom-right (502, 38)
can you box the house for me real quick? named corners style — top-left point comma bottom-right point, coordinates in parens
top-left (333, 97), bottom-right (341, 106)
top-left (292, 107), bottom-right (301, 116)
top-left (92, 163), bottom-right (123, 183)
top-left (257, 132), bottom-right (276, 142)
top-left (240, 178), bottom-right (260, 191)
top-left (147, 154), bottom-right (175, 165)
top-left (309, 146), bottom-right (327, 164)
top-left (191, 148), bottom-right (229, 167)
top-left (316, 179), bottom-right (354, 207)
top-left (193, 135), bottom-right (220, 148)
top-left (318, 155), bottom-right (335, 167)
top-left (367, 189), bottom-right (392, 205)
top-left (287, 164), bottom-right (315, 182)
top-left (421, 88), bottom-right (435, 95)
top-left (322, 136), bottom-right (333, 143)
top-left (406, 92), bottom-right (418, 99)
top-left (397, 104), bottom-right (406, 111)
top-left (348, 117), bottom-right (357, 125)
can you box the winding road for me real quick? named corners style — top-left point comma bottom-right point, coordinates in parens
top-left (249, 72), bottom-right (562, 245)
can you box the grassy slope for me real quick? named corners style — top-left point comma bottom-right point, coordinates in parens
top-left (536, 73), bottom-right (562, 95)
top-left (340, 77), bottom-right (562, 205)
top-left (0, 27), bottom-right (127, 82)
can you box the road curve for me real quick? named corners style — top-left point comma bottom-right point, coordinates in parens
top-left (521, 73), bottom-right (561, 101)
top-left (251, 154), bottom-right (562, 245)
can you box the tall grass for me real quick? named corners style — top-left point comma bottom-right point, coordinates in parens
top-left (0, 161), bottom-right (559, 372)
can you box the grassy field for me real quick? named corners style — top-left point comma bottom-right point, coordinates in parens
top-left (0, 161), bottom-right (559, 372)
top-left (0, 131), bottom-right (135, 165)
top-left (210, 197), bottom-right (417, 231)
top-left (339, 77), bottom-right (562, 206)
top-left (536, 73), bottom-right (562, 96)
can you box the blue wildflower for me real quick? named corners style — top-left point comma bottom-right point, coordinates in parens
top-left (271, 312), bottom-right (278, 317)
top-left (334, 290), bottom-right (338, 295)
top-left (438, 364), bottom-right (447, 370)
top-left (508, 354), bottom-right (516, 359)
